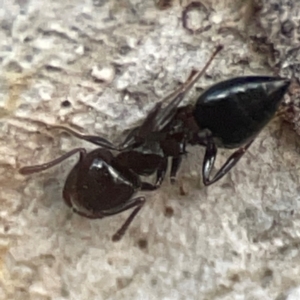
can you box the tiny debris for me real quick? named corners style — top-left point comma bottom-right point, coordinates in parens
top-left (137, 238), bottom-right (148, 250)
top-left (61, 100), bottom-right (71, 108)
top-left (164, 206), bottom-right (174, 218)
top-left (179, 182), bottom-right (188, 196)
top-left (91, 65), bottom-right (115, 83)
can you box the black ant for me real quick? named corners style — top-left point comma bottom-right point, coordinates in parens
top-left (19, 46), bottom-right (222, 241)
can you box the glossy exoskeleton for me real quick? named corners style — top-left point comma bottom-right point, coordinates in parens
top-left (19, 46), bottom-right (222, 241)
top-left (118, 76), bottom-right (290, 186)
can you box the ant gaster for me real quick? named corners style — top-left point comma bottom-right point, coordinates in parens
top-left (106, 71), bottom-right (290, 186)
top-left (19, 46), bottom-right (222, 241)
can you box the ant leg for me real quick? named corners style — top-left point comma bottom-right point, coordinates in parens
top-left (111, 180), bottom-right (164, 240)
top-left (72, 197), bottom-right (146, 242)
top-left (202, 137), bottom-right (254, 186)
top-left (48, 125), bottom-right (117, 150)
top-left (155, 158), bottom-right (168, 187)
top-left (19, 148), bottom-right (87, 175)
top-left (112, 197), bottom-right (146, 242)
top-left (111, 197), bottom-right (146, 242)
top-left (170, 156), bottom-right (183, 184)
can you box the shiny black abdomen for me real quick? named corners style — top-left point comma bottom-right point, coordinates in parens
top-left (193, 76), bottom-right (290, 148)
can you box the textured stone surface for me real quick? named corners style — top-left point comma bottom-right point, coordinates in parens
top-left (254, 0), bottom-right (300, 136)
top-left (1, 0), bottom-right (300, 299)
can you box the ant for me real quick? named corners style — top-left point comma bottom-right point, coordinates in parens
top-left (19, 46), bottom-right (222, 241)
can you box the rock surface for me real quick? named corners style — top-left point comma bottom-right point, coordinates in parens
top-left (1, 0), bottom-right (300, 299)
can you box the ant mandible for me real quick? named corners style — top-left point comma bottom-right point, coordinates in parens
top-left (19, 45), bottom-right (222, 241)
